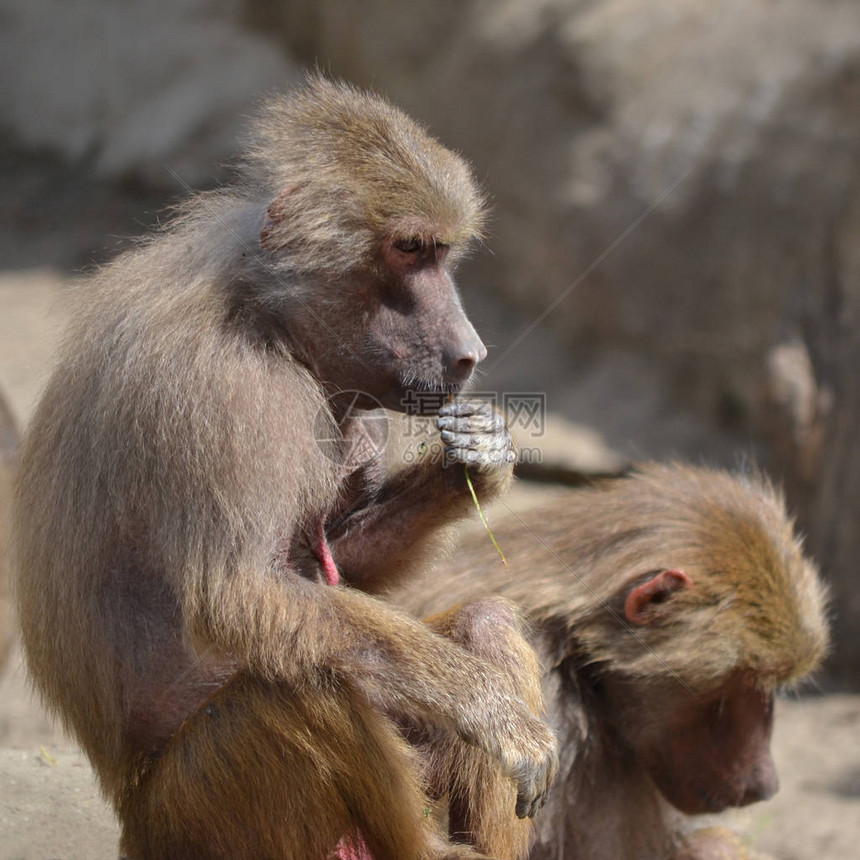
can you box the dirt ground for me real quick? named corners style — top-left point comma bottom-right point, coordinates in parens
top-left (1, 261), bottom-right (858, 860)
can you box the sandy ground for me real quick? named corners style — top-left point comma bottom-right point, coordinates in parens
top-left (1, 269), bottom-right (858, 859)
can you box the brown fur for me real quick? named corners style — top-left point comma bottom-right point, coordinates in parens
top-left (12, 77), bottom-right (556, 860)
top-left (396, 463), bottom-right (829, 860)
top-left (418, 599), bottom-right (545, 860)
top-left (248, 79), bottom-right (485, 277)
top-left (120, 600), bottom-right (537, 860)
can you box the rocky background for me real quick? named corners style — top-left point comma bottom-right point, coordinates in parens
top-left (1, 1), bottom-right (860, 857)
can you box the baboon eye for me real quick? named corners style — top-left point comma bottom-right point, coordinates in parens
top-left (394, 237), bottom-right (423, 254)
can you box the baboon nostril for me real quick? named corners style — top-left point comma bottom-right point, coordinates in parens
top-left (445, 334), bottom-right (487, 382)
top-left (445, 346), bottom-right (482, 382)
top-left (458, 354), bottom-right (477, 373)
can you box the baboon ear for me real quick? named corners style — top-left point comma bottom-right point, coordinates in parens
top-left (624, 569), bottom-right (692, 626)
top-left (260, 185), bottom-right (298, 250)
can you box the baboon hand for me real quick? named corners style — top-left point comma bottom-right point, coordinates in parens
top-left (497, 707), bottom-right (559, 819)
top-left (437, 398), bottom-right (516, 475)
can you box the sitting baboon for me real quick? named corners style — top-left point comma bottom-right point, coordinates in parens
top-left (12, 77), bottom-right (557, 860)
top-left (396, 463), bottom-right (829, 860)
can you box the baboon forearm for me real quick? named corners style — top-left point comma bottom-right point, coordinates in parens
top-left (331, 457), bottom-right (510, 591)
top-left (191, 573), bottom-right (525, 742)
top-left (331, 493), bottom-right (468, 593)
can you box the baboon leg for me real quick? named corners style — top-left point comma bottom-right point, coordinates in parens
top-left (421, 598), bottom-right (542, 860)
top-left (119, 672), bottom-right (488, 860)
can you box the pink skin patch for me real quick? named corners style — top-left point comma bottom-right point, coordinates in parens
top-left (313, 520), bottom-right (340, 586)
top-left (332, 835), bottom-right (373, 860)
top-left (624, 568), bottom-right (692, 626)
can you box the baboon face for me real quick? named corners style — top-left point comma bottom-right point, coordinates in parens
top-left (635, 671), bottom-right (779, 815)
top-left (250, 77), bottom-right (489, 412)
top-left (291, 232), bottom-right (486, 412)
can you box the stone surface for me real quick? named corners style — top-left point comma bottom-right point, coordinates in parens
top-left (0, 0), bottom-right (297, 186)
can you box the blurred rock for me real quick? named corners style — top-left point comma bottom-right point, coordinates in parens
top-left (512, 412), bottom-right (627, 483)
top-left (791, 192), bottom-right (860, 687)
top-left (762, 338), bottom-right (830, 513)
top-left (0, 0), bottom-right (296, 186)
top-left (0, 269), bottom-right (68, 421)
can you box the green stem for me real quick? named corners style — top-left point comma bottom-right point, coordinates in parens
top-left (463, 465), bottom-right (508, 568)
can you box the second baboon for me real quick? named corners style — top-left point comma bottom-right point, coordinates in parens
top-left (397, 463), bottom-right (829, 860)
top-left (13, 78), bottom-right (557, 860)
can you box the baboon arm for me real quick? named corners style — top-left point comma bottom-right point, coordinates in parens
top-left (189, 573), bottom-right (535, 764)
top-left (329, 457), bottom-right (507, 592)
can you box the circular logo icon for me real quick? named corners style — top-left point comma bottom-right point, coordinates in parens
top-left (313, 390), bottom-right (390, 469)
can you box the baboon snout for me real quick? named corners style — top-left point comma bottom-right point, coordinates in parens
top-left (740, 756), bottom-right (779, 805)
top-left (443, 326), bottom-right (487, 384)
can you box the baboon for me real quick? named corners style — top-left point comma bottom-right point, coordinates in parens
top-left (397, 463), bottom-right (829, 860)
top-left (12, 77), bottom-right (558, 860)
top-left (0, 388), bottom-right (17, 673)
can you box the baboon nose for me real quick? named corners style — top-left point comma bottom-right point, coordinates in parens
top-left (445, 336), bottom-right (487, 383)
top-left (741, 759), bottom-right (779, 805)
